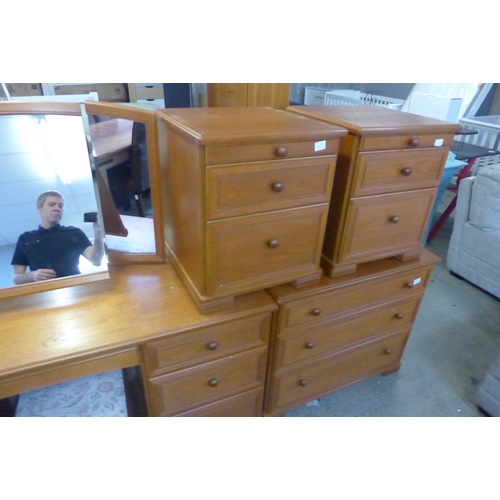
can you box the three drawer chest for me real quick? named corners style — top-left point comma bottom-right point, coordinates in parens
top-left (287, 106), bottom-right (461, 277)
top-left (156, 107), bottom-right (347, 313)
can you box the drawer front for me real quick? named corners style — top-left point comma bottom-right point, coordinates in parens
top-left (353, 148), bottom-right (448, 197)
top-left (205, 139), bottom-right (339, 165)
top-left (359, 133), bottom-right (455, 152)
top-left (339, 189), bottom-right (436, 263)
top-left (135, 85), bottom-right (164, 100)
top-left (275, 297), bottom-right (420, 370)
top-left (173, 388), bottom-right (264, 417)
top-left (143, 313), bottom-right (271, 378)
top-left (149, 347), bottom-right (268, 416)
top-left (267, 330), bottom-right (408, 414)
top-left (206, 157), bottom-right (337, 220)
top-left (279, 266), bottom-right (432, 334)
top-left (207, 205), bottom-right (328, 296)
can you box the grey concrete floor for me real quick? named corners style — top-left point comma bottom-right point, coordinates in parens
top-left (286, 193), bottom-right (500, 417)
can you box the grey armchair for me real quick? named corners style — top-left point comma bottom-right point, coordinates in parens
top-left (447, 165), bottom-right (500, 299)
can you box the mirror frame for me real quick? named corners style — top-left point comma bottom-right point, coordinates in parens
top-left (0, 101), bottom-right (110, 300)
top-left (84, 101), bottom-right (165, 264)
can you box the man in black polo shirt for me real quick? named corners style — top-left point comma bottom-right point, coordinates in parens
top-left (11, 190), bottom-right (104, 285)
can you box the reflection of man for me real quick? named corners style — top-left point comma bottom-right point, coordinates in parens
top-left (11, 190), bottom-right (104, 285)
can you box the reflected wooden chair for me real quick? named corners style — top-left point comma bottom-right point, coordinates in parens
top-left (127, 121), bottom-right (150, 218)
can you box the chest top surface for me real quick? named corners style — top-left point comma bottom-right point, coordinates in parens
top-left (287, 106), bottom-right (462, 136)
top-left (267, 249), bottom-right (441, 304)
top-left (156, 107), bottom-right (347, 145)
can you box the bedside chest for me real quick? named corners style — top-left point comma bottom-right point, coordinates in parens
top-left (287, 106), bottom-right (461, 277)
top-left (264, 249), bottom-right (440, 416)
top-left (156, 107), bottom-right (347, 312)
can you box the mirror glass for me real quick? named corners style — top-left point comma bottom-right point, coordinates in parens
top-left (0, 112), bottom-right (108, 297)
top-left (87, 107), bottom-right (158, 259)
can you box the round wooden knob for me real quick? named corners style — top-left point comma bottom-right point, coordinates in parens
top-left (389, 216), bottom-right (400, 224)
top-left (206, 341), bottom-right (218, 351)
top-left (311, 308), bottom-right (321, 316)
top-left (275, 146), bottom-right (288, 157)
top-left (395, 313), bottom-right (404, 319)
top-left (409, 138), bottom-right (420, 147)
top-left (271, 181), bottom-right (285, 192)
top-left (208, 378), bottom-right (219, 387)
top-left (299, 379), bottom-right (308, 387)
top-left (405, 282), bottom-right (414, 289)
top-left (384, 349), bottom-right (392, 355)
top-left (305, 342), bottom-right (315, 349)
top-left (268, 239), bottom-right (279, 248)
top-left (401, 167), bottom-right (413, 176)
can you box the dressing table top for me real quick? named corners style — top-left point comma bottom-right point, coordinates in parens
top-left (0, 263), bottom-right (276, 379)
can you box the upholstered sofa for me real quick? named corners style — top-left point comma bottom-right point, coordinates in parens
top-left (447, 165), bottom-right (500, 299)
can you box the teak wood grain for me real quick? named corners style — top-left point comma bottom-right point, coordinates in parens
top-left (148, 347), bottom-right (268, 416)
top-left (0, 263), bottom-right (277, 411)
top-left (207, 83), bottom-right (290, 109)
top-left (156, 107), bottom-right (347, 312)
top-left (263, 249), bottom-right (440, 416)
top-left (287, 105), bottom-right (461, 277)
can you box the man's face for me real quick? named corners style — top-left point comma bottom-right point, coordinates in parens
top-left (37, 196), bottom-right (64, 227)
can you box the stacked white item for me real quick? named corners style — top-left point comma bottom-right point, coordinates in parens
top-left (324, 90), bottom-right (404, 110)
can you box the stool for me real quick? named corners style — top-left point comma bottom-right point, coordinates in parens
top-left (15, 370), bottom-right (128, 417)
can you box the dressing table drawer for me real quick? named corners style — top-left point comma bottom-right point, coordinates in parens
top-left (274, 296), bottom-right (421, 370)
top-left (143, 313), bottom-right (270, 378)
top-left (149, 347), bottom-right (268, 417)
top-left (206, 205), bottom-right (328, 296)
top-left (206, 157), bottom-right (336, 219)
top-left (173, 388), bottom-right (264, 417)
top-left (205, 139), bottom-right (339, 165)
top-left (353, 148), bottom-right (448, 197)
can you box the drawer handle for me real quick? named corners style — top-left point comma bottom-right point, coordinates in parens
top-left (311, 308), bottom-right (321, 316)
top-left (271, 181), bottom-right (285, 192)
top-left (405, 282), bottom-right (415, 289)
top-left (395, 313), bottom-right (404, 319)
top-left (299, 379), bottom-right (308, 387)
top-left (401, 167), bottom-right (413, 176)
top-left (389, 216), bottom-right (400, 224)
top-left (384, 349), bottom-right (392, 355)
top-left (409, 138), bottom-right (420, 147)
top-left (206, 341), bottom-right (218, 351)
top-left (305, 342), bottom-right (315, 349)
top-left (268, 239), bottom-right (280, 248)
top-left (275, 146), bottom-right (288, 158)
top-left (208, 378), bottom-right (219, 387)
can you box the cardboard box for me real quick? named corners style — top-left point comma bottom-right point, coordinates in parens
top-left (53, 83), bottom-right (128, 102)
top-left (5, 83), bottom-right (43, 97)
top-left (407, 92), bottom-right (463, 123)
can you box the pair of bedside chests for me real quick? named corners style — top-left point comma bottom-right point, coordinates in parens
top-left (156, 105), bottom-right (460, 312)
top-left (153, 105), bottom-right (461, 416)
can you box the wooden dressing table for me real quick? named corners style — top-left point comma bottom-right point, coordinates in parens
top-left (0, 263), bottom-right (277, 416)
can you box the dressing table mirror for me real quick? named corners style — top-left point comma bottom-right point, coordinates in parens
top-left (0, 101), bottom-right (109, 299)
top-left (84, 101), bottom-right (165, 264)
